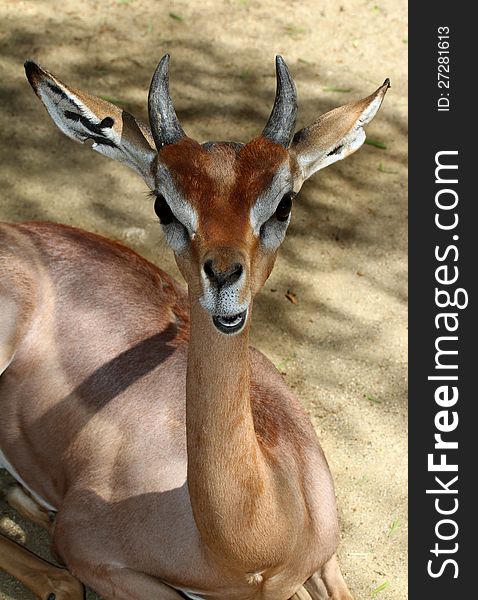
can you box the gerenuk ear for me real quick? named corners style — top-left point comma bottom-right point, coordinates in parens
top-left (25, 60), bottom-right (157, 190)
top-left (290, 79), bottom-right (390, 190)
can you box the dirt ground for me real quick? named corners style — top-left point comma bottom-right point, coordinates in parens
top-left (0, 0), bottom-right (407, 598)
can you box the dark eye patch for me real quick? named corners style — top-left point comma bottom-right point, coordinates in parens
top-left (326, 144), bottom-right (344, 157)
top-left (154, 194), bottom-right (175, 225)
top-left (275, 193), bottom-right (293, 221)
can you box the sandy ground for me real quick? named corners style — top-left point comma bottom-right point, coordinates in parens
top-left (0, 0), bottom-right (407, 598)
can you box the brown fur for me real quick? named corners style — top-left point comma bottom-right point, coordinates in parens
top-left (160, 137), bottom-right (288, 246)
top-left (1, 222), bottom-right (340, 599)
top-left (161, 136), bottom-right (289, 308)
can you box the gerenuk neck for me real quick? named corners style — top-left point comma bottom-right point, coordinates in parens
top-left (185, 295), bottom-right (290, 570)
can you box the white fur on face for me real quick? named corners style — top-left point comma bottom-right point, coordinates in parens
top-left (249, 165), bottom-right (291, 234)
top-left (155, 164), bottom-right (199, 253)
top-left (249, 165), bottom-right (293, 251)
top-left (199, 267), bottom-right (250, 317)
top-left (258, 212), bottom-right (291, 250)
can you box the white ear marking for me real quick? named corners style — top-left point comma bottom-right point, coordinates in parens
top-left (26, 61), bottom-right (157, 190)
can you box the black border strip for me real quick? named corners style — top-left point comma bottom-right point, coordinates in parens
top-left (409, 3), bottom-right (474, 597)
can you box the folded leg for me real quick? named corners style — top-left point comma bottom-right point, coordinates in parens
top-left (321, 554), bottom-right (353, 600)
top-left (0, 533), bottom-right (84, 600)
top-left (4, 484), bottom-right (54, 532)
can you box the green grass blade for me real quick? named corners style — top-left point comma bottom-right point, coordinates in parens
top-left (365, 138), bottom-right (387, 149)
